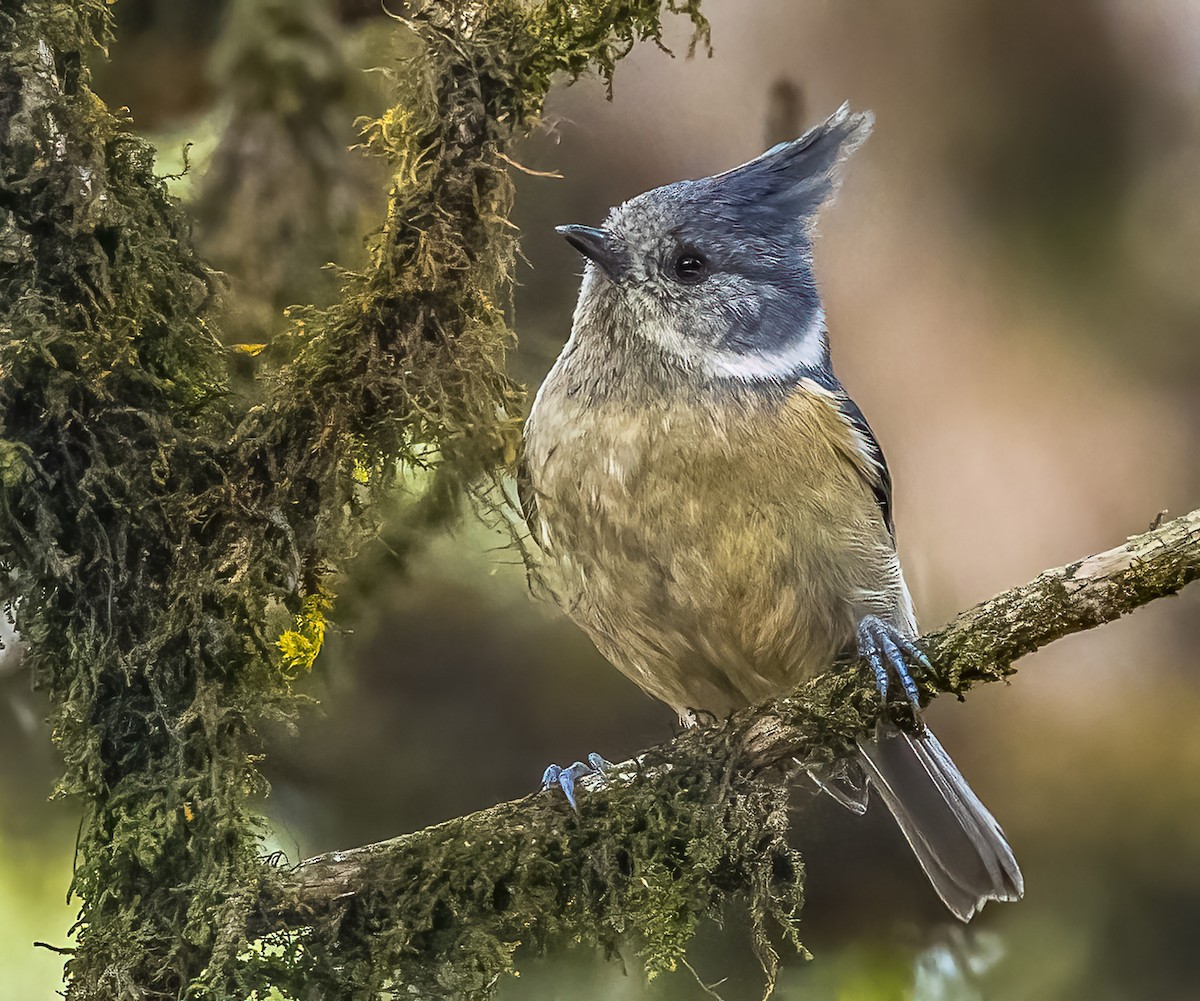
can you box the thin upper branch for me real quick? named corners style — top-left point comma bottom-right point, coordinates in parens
top-left (255, 506), bottom-right (1200, 929)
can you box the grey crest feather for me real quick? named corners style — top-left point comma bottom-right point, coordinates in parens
top-left (707, 102), bottom-right (874, 223)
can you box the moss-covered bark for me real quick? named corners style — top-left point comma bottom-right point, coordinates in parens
top-left (0, 4), bottom-right (267, 996)
top-left (0, 0), bottom-right (711, 998)
top-left (258, 739), bottom-right (803, 998)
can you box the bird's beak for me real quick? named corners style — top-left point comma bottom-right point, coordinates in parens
top-left (555, 224), bottom-right (624, 280)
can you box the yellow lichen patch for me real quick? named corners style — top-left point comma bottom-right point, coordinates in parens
top-left (276, 586), bottom-right (333, 678)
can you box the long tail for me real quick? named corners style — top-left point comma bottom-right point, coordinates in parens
top-left (856, 723), bottom-right (1024, 921)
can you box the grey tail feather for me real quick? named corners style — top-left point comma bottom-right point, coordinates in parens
top-left (855, 722), bottom-right (1024, 922)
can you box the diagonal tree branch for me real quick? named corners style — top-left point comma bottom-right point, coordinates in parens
top-left (252, 507), bottom-right (1200, 989)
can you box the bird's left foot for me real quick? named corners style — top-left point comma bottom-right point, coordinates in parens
top-left (541, 752), bottom-right (614, 812)
top-left (856, 614), bottom-right (931, 716)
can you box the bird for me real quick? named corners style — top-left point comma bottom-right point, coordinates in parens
top-left (519, 104), bottom-right (1023, 922)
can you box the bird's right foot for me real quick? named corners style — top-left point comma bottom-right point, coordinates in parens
top-left (856, 614), bottom-right (931, 717)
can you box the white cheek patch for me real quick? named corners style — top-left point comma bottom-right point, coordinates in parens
top-left (704, 308), bottom-right (827, 380)
top-left (621, 285), bottom-right (826, 383)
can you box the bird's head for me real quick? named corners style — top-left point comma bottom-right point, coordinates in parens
top-left (558, 104), bottom-right (873, 385)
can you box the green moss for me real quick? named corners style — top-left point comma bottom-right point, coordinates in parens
top-left (1, 3), bottom-right (268, 996)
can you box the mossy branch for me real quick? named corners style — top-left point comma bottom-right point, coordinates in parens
top-left (252, 508), bottom-right (1200, 994)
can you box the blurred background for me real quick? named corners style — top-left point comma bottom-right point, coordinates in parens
top-left (5, 0), bottom-right (1200, 997)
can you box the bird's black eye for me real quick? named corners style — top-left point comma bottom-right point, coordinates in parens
top-left (671, 250), bottom-right (708, 284)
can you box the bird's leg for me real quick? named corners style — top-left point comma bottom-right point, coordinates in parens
top-left (856, 614), bottom-right (932, 720)
top-left (540, 751), bottom-right (614, 812)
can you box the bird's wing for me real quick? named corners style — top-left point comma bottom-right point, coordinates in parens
top-left (803, 378), bottom-right (894, 541)
top-left (834, 392), bottom-right (895, 541)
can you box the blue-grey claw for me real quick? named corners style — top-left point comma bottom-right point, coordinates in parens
top-left (857, 615), bottom-right (928, 714)
top-left (540, 753), bottom-right (612, 812)
top-left (586, 752), bottom-right (614, 775)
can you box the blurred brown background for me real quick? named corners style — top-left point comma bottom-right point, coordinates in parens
top-left (5, 1), bottom-right (1200, 997)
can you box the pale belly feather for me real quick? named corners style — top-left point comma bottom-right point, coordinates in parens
top-left (525, 393), bottom-right (908, 719)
